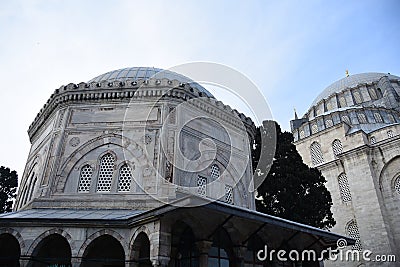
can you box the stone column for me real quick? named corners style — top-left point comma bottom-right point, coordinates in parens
top-left (195, 240), bottom-right (213, 267)
top-left (151, 256), bottom-right (170, 267)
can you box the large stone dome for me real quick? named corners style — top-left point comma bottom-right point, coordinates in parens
top-left (311, 72), bottom-right (400, 106)
top-left (89, 66), bottom-right (214, 98)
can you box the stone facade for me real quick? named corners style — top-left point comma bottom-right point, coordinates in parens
top-left (291, 72), bottom-right (400, 266)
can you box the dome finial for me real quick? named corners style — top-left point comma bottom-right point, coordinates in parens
top-left (345, 70), bottom-right (349, 77)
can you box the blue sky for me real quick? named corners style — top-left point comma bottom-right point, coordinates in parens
top-left (0, 0), bottom-right (399, 175)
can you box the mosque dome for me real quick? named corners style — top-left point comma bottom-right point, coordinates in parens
top-left (88, 66), bottom-right (214, 98)
top-left (311, 72), bottom-right (400, 107)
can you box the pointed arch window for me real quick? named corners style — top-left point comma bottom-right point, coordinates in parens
top-left (357, 113), bottom-right (367, 124)
top-left (78, 165), bottom-right (93, 193)
top-left (96, 153), bottom-right (115, 192)
top-left (332, 139), bottom-right (343, 156)
top-left (118, 164), bottom-right (133, 192)
top-left (347, 220), bottom-right (362, 251)
top-left (394, 176), bottom-right (400, 195)
top-left (310, 142), bottom-right (324, 166)
top-left (338, 173), bottom-right (352, 202)
top-left (374, 112), bottom-right (383, 123)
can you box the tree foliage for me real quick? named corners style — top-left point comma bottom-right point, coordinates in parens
top-left (0, 166), bottom-right (18, 213)
top-left (253, 122), bottom-right (335, 229)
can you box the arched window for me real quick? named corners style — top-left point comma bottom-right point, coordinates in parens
top-left (326, 101), bottom-right (332, 111)
top-left (369, 88), bottom-right (378, 99)
top-left (388, 114), bottom-right (396, 123)
top-left (347, 220), bottom-right (362, 251)
top-left (353, 91), bottom-right (362, 104)
top-left (325, 119), bottom-right (333, 128)
top-left (197, 176), bottom-right (207, 196)
top-left (387, 130), bottom-right (394, 138)
top-left (208, 229), bottom-right (233, 266)
top-left (310, 142), bottom-right (324, 166)
top-left (338, 173), bottom-right (352, 202)
top-left (78, 165), bottom-right (93, 193)
top-left (311, 124), bottom-right (318, 134)
top-left (224, 185), bottom-right (233, 204)
top-left (97, 153), bottom-right (115, 192)
top-left (357, 113), bottom-right (367, 124)
top-left (342, 115), bottom-right (351, 125)
top-left (374, 113), bottom-right (383, 123)
top-left (210, 164), bottom-right (220, 180)
top-left (118, 164), bottom-right (132, 192)
top-left (370, 136), bottom-right (376, 145)
top-left (332, 139), bottom-right (343, 156)
top-left (299, 130), bottom-right (305, 139)
top-left (339, 96), bottom-right (347, 108)
top-left (394, 176), bottom-right (400, 195)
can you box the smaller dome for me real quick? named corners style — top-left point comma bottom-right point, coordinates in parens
top-left (311, 72), bottom-right (400, 106)
top-left (89, 67), bottom-right (214, 98)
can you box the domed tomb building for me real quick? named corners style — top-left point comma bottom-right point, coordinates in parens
top-left (0, 67), bottom-right (351, 267)
top-left (291, 72), bottom-right (400, 266)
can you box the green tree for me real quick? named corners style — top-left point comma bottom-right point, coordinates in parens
top-left (253, 122), bottom-right (335, 229)
top-left (0, 166), bottom-right (18, 213)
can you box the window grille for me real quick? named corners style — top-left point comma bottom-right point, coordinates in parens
top-left (311, 124), bottom-right (318, 134)
top-left (325, 119), bottom-right (333, 128)
top-left (342, 115), bottom-right (351, 125)
top-left (369, 88), bottom-right (377, 99)
top-left (347, 220), bottom-right (362, 251)
top-left (353, 91), bottom-right (362, 104)
top-left (299, 130), bottom-right (305, 139)
top-left (387, 130), bottom-right (394, 138)
top-left (225, 185), bottom-right (233, 204)
top-left (370, 136), bottom-right (376, 144)
top-left (78, 165), bottom-right (93, 192)
top-left (357, 113), bottom-right (367, 124)
top-left (310, 142), bottom-right (324, 165)
top-left (332, 139), bottom-right (343, 156)
top-left (97, 153), bottom-right (115, 192)
top-left (326, 101), bottom-right (332, 111)
top-left (210, 164), bottom-right (220, 180)
top-left (339, 96), bottom-right (347, 108)
top-left (197, 176), bottom-right (207, 196)
top-left (395, 176), bottom-right (400, 195)
top-left (374, 113), bottom-right (383, 123)
top-left (118, 164), bottom-right (132, 192)
top-left (338, 173), bottom-right (352, 202)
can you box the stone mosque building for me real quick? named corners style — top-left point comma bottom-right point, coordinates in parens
top-left (0, 67), bottom-right (351, 267)
top-left (291, 72), bottom-right (400, 266)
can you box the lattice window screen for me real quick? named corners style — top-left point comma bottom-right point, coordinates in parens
top-left (225, 185), bottom-right (233, 204)
top-left (332, 139), bottom-right (343, 156)
top-left (339, 96), bottom-right (347, 108)
top-left (78, 165), bottom-right (93, 193)
top-left (310, 142), bottom-right (324, 166)
top-left (338, 173), bottom-right (352, 202)
top-left (388, 130), bottom-right (394, 138)
top-left (311, 124), bottom-right (318, 134)
top-left (197, 176), bottom-right (207, 196)
top-left (370, 136), bottom-right (376, 144)
top-left (374, 113), bottom-right (383, 123)
top-left (342, 115), bottom-right (351, 125)
top-left (358, 113), bottom-right (367, 124)
top-left (210, 164), bottom-right (220, 180)
top-left (347, 220), bottom-right (362, 251)
top-left (369, 88), bottom-right (377, 99)
top-left (325, 119), bottom-right (333, 128)
top-left (300, 130), bottom-right (305, 139)
top-left (395, 176), bottom-right (400, 195)
top-left (353, 91), bottom-right (362, 104)
top-left (97, 153), bottom-right (115, 192)
top-left (118, 164), bottom-right (132, 192)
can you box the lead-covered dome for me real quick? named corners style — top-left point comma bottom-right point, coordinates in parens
top-left (312, 72), bottom-right (400, 106)
top-left (89, 66), bottom-right (214, 98)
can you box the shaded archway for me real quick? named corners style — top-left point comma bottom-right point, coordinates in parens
top-left (131, 232), bottom-right (152, 267)
top-left (208, 228), bottom-right (234, 267)
top-left (244, 235), bottom-right (266, 267)
top-left (81, 235), bottom-right (125, 267)
top-left (0, 233), bottom-right (21, 267)
top-left (29, 233), bottom-right (71, 267)
top-left (170, 222), bottom-right (199, 267)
